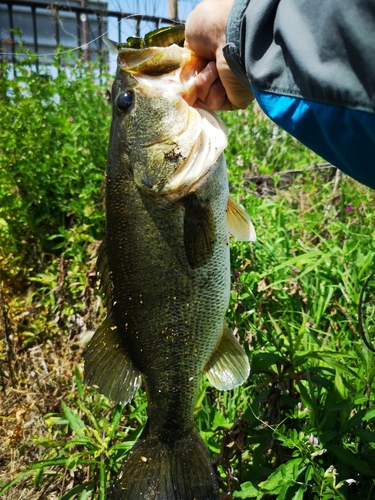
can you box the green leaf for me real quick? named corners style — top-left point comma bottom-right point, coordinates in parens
top-left (212, 409), bottom-right (230, 429)
top-left (233, 481), bottom-right (259, 498)
top-left (0, 469), bottom-right (36, 496)
top-left (320, 430), bottom-right (339, 444)
top-left (108, 404), bottom-right (126, 440)
top-left (305, 465), bottom-right (313, 483)
top-left (129, 402), bottom-right (148, 420)
top-left (291, 486), bottom-right (307, 500)
top-left (268, 250), bottom-right (323, 274)
top-left (352, 429), bottom-right (375, 443)
top-left (60, 482), bottom-right (95, 500)
top-left (99, 460), bottom-right (106, 500)
top-left (66, 454), bottom-right (81, 470)
top-left (74, 365), bottom-right (85, 399)
top-left (362, 406), bottom-right (375, 421)
top-left (326, 444), bottom-right (375, 477)
top-left (258, 458), bottom-right (304, 491)
top-left (333, 371), bottom-right (347, 400)
top-left (28, 458), bottom-right (96, 469)
top-left (62, 401), bottom-right (86, 432)
top-left (353, 395), bottom-right (370, 405)
top-left (251, 352), bottom-right (286, 372)
top-left (309, 353), bottom-right (360, 379)
top-left (345, 406), bottom-right (375, 431)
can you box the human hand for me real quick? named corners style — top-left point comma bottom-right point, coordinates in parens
top-left (185, 0), bottom-right (254, 110)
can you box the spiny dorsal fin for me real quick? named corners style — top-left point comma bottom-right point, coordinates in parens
top-left (227, 196), bottom-right (256, 241)
top-left (84, 313), bottom-right (141, 404)
top-left (183, 192), bottom-right (216, 269)
top-left (205, 322), bottom-right (250, 390)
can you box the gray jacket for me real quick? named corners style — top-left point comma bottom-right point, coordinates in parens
top-left (223, 0), bottom-right (375, 188)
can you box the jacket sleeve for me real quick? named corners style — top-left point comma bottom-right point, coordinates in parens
top-left (223, 0), bottom-right (375, 189)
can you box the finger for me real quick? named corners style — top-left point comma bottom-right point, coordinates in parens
top-left (205, 78), bottom-right (233, 110)
top-left (195, 62), bottom-right (219, 103)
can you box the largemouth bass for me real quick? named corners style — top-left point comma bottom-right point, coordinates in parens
top-left (84, 28), bottom-right (256, 500)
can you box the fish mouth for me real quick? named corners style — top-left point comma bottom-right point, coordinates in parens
top-left (115, 43), bottom-right (226, 195)
top-left (137, 103), bottom-right (227, 196)
top-left (160, 103), bottom-right (227, 195)
top-left (118, 44), bottom-right (206, 105)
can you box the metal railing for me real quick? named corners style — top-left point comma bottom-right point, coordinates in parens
top-left (0, 0), bottom-right (184, 72)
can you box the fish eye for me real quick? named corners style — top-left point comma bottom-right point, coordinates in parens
top-left (116, 91), bottom-right (134, 112)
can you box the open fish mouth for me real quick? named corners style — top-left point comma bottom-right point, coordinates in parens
top-left (112, 42), bottom-right (227, 195)
top-left (160, 102), bottom-right (227, 194)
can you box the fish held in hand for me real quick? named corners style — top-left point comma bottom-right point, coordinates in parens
top-left (84, 28), bottom-right (256, 500)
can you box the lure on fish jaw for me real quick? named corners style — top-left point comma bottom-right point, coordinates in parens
top-left (84, 27), bottom-right (256, 500)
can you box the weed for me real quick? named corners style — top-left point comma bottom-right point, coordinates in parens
top-left (1, 52), bottom-right (375, 500)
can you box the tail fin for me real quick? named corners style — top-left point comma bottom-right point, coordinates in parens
top-left (109, 429), bottom-right (220, 500)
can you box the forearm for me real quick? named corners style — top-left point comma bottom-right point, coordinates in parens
top-left (224, 0), bottom-right (375, 188)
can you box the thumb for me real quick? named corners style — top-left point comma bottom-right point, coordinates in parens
top-left (216, 50), bottom-right (255, 110)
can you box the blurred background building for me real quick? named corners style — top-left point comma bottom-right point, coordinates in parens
top-left (0, 0), bottom-right (196, 71)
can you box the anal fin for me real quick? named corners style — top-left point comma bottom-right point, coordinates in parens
top-left (227, 196), bottom-right (256, 241)
top-left (205, 322), bottom-right (250, 390)
top-left (84, 313), bottom-right (141, 404)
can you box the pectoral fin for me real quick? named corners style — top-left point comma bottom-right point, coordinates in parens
top-left (205, 322), bottom-right (250, 390)
top-left (84, 313), bottom-right (141, 404)
top-left (184, 193), bottom-right (216, 269)
top-left (227, 196), bottom-right (256, 241)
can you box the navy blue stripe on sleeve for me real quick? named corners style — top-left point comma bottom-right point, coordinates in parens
top-left (252, 87), bottom-right (375, 190)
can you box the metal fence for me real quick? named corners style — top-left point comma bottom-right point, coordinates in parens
top-left (0, 0), bottom-right (184, 72)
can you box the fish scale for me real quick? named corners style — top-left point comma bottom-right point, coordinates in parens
top-left (106, 165), bottom-right (229, 437)
top-left (84, 27), bottom-right (256, 500)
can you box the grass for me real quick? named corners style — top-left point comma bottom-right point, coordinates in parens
top-left (1, 55), bottom-right (375, 500)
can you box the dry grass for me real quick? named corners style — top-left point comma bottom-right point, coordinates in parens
top-left (0, 334), bottom-right (82, 499)
top-left (0, 249), bottom-right (102, 499)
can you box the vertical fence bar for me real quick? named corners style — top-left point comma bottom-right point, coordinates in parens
top-left (98, 14), bottom-right (103, 52)
top-left (80, 0), bottom-right (89, 60)
top-left (97, 13), bottom-right (102, 74)
top-left (54, 7), bottom-right (60, 45)
top-left (8, 2), bottom-right (16, 76)
top-left (31, 5), bottom-right (39, 72)
top-left (76, 9), bottom-right (82, 48)
top-left (54, 6), bottom-right (61, 70)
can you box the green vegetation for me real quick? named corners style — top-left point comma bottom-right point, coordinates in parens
top-left (1, 54), bottom-right (375, 500)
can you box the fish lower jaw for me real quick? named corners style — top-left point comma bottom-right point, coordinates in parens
top-left (161, 107), bottom-right (227, 194)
